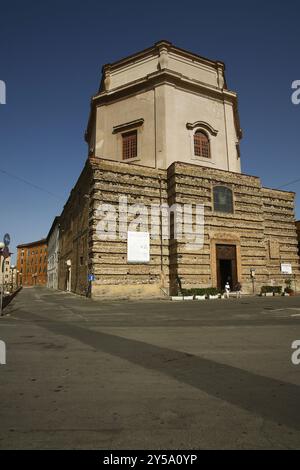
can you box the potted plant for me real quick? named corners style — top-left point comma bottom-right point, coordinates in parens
top-left (284, 278), bottom-right (294, 296)
top-left (181, 289), bottom-right (194, 300)
top-left (260, 286), bottom-right (274, 297)
top-left (207, 288), bottom-right (221, 300)
top-left (273, 286), bottom-right (282, 296)
top-left (192, 288), bottom-right (207, 300)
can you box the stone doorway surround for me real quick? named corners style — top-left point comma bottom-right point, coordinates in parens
top-left (210, 232), bottom-right (242, 288)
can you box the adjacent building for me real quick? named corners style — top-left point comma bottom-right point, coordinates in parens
top-left (54, 40), bottom-right (300, 298)
top-left (0, 255), bottom-right (15, 291)
top-left (16, 239), bottom-right (47, 286)
top-left (46, 217), bottom-right (60, 289)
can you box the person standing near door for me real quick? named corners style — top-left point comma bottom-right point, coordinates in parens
top-left (224, 281), bottom-right (230, 299)
top-left (235, 281), bottom-right (242, 298)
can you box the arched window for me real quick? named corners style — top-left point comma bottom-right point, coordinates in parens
top-left (213, 186), bottom-right (233, 213)
top-left (194, 130), bottom-right (210, 158)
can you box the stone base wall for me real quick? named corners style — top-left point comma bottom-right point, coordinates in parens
top-left (89, 158), bottom-right (169, 299)
top-left (262, 188), bottom-right (300, 292)
top-left (168, 162), bottom-right (263, 294)
top-left (168, 162), bottom-right (300, 294)
top-left (57, 157), bottom-right (300, 298)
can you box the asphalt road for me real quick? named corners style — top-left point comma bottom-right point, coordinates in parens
top-left (0, 287), bottom-right (300, 449)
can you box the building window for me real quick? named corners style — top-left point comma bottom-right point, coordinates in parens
top-left (194, 130), bottom-right (210, 158)
top-left (122, 130), bottom-right (137, 160)
top-left (213, 186), bottom-right (233, 214)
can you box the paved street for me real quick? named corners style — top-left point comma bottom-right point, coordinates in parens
top-left (0, 287), bottom-right (300, 449)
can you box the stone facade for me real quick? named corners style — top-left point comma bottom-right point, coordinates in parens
top-left (90, 158), bottom-right (169, 298)
top-left (56, 157), bottom-right (300, 298)
top-left (167, 163), bottom-right (299, 293)
top-left (54, 41), bottom-right (300, 298)
top-left (57, 162), bottom-right (92, 295)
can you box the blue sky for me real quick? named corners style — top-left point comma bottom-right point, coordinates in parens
top-left (1, 0), bottom-right (300, 262)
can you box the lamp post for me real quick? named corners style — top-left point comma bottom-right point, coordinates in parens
top-left (0, 241), bottom-right (5, 315)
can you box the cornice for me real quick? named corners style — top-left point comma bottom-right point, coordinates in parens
top-left (112, 118), bottom-right (144, 134)
top-left (92, 69), bottom-right (234, 105)
top-left (102, 40), bottom-right (222, 74)
top-left (186, 121), bottom-right (219, 136)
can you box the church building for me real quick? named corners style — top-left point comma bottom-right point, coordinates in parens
top-left (57, 40), bottom-right (300, 298)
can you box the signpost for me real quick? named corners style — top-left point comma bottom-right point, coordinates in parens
top-left (86, 273), bottom-right (95, 298)
top-left (3, 233), bottom-right (10, 246)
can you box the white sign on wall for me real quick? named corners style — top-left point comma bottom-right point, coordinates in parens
top-left (127, 231), bottom-right (150, 263)
top-left (281, 263), bottom-right (292, 275)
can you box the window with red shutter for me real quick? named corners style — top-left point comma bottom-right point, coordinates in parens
top-left (194, 131), bottom-right (210, 158)
top-left (122, 130), bottom-right (137, 160)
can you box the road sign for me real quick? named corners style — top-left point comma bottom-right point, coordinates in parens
top-left (2, 246), bottom-right (10, 259)
top-left (3, 233), bottom-right (10, 246)
top-left (88, 274), bottom-right (95, 282)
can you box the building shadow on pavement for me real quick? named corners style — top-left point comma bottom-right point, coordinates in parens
top-left (17, 309), bottom-right (300, 432)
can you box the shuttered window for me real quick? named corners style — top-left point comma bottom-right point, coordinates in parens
top-left (122, 130), bottom-right (137, 160)
top-left (194, 131), bottom-right (210, 158)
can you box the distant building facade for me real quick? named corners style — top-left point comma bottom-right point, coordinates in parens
top-left (0, 255), bottom-right (14, 290)
top-left (46, 217), bottom-right (60, 289)
top-left (53, 41), bottom-right (300, 298)
top-left (16, 239), bottom-right (47, 286)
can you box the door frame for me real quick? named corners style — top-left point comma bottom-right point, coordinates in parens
top-left (216, 246), bottom-right (238, 290)
top-left (210, 235), bottom-right (242, 288)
